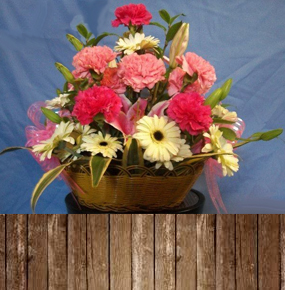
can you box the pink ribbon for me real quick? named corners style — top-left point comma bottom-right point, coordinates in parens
top-left (25, 101), bottom-right (59, 172)
top-left (204, 118), bottom-right (245, 213)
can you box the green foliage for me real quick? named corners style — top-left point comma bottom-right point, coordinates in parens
top-left (55, 62), bottom-right (75, 83)
top-left (31, 163), bottom-right (72, 213)
top-left (219, 127), bottom-right (237, 141)
top-left (89, 155), bottom-right (111, 187)
top-left (149, 22), bottom-right (167, 32)
top-left (41, 107), bottom-right (63, 124)
top-left (66, 34), bottom-right (84, 51)
top-left (166, 21), bottom-right (183, 42)
top-left (76, 24), bottom-right (89, 38)
top-left (92, 33), bottom-right (119, 46)
top-left (159, 9), bottom-right (171, 24)
top-left (0, 146), bottom-right (31, 156)
top-left (122, 138), bottom-right (144, 167)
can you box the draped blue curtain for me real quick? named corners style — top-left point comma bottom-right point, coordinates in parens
top-left (0, 0), bottom-right (284, 213)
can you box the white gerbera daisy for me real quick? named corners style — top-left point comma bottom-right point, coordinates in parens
top-left (201, 124), bottom-right (239, 176)
top-left (133, 115), bottom-right (183, 164)
top-left (212, 105), bottom-right (238, 122)
top-left (81, 132), bottom-right (123, 158)
top-left (75, 124), bottom-right (96, 138)
top-left (32, 121), bottom-right (75, 161)
top-left (46, 93), bottom-right (70, 109)
top-left (217, 144), bottom-right (239, 177)
top-left (155, 141), bottom-right (193, 170)
top-left (115, 33), bottom-right (160, 55)
top-left (201, 125), bottom-right (226, 153)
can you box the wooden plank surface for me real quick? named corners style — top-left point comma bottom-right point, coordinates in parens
top-left (132, 214), bottom-right (154, 290)
top-left (87, 214), bottom-right (109, 290)
top-left (28, 215), bottom-right (48, 290)
top-left (110, 214), bottom-right (132, 290)
top-left (48, 214), bottom-right (67, 290)
top-left (68, 214), bottom-right (87, 290)
top-left (6, 215), bottom-right (27, 290)
top-left (236, 215), bottom-right (258, 290)
top-left (2, 214), bottom-right (285, 289)
top-left (0, 215), bottom-right (5, 290)
top-left (258, 214), bottom-right (280, 290)
top-left (197, 214), bottom-right (216, 290)
top-left (155, 214), bottom-right (176, 290)
top-left (216, 215), bottom-right (235, 290)
top-left (176, 214), bottom-right (197, 290)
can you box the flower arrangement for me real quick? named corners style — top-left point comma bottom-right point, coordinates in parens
top-left (1, 3), bottom-right (282, 212)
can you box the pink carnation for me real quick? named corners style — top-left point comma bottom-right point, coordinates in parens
top-left (168, 67), bottom-right (185, 96)
top-left (117, 53), bottom-right (166, 92)
top-left (72, 46), bottom-right (116, 77)
top-left (176, 52), bottom-right (217, 95)
top-left (167, 92), bottom-right (213, 135)
top-left (101, 67), bottom-right (126, 94)
top-left (112, 3), bottom-right (152, 27)
top-left (72, 86), bottom-right (122, 125)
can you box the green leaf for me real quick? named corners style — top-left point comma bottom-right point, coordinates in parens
top-left (66, 34), bottom-right (83, 51)
top-left (55, 62), bottom-right (75, 83)
top-left (93, 33), bottom-right (119, 46)
top-left (159, 9), bottom-right (171, 24)
top-left (220, 78), bottom-right (233, 101)
top-left (31, 162), bottom-right (72, 213)
top-left (122, 138), bottom-right (144, 168)
top-left (166, 21), bottom-right (183, 42)
top-left (260, 128), bottom-right (283, 141)
top-left (63, 82), bottom-right (68, 92)
top-left (204, 88), bottom-right (223, 109)
top-left (169, 13), bottom-right (186, 25)
top-left (219, 127), bottom-right (237, 141)
top-left (56, 89), bottom-right (61, 96)
top-left (86, 38), bottom-right (97, 46)
top-left (0, 146), bottom-right (31, 156)
top-left (221, 103), bottom-right (232, 108)
top-left (41, 107), bottom-right (63, 124)
top-left (213, 118), bottom-right (235, 124)
top-left (149, 22), bottom-right (167, 32)
top-left (89, 155), bottom-right (111, 187)
top-left (76, 24), bottom-right (89, 38)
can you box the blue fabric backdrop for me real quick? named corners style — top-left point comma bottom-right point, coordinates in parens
top-left (0, 0), bottom-right (284, 213)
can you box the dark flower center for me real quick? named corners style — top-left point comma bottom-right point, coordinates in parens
top-left (99, 141), bottom-right (108, 146)
top-left (153, 131), bottom-right (164, 141)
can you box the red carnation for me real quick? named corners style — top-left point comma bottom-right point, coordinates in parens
top-left (112, 3), bottom-right (152, 27)
top-left (72, 86), bottom-right (122, 125)
top-left (167, 92), bottom-right (213, 135)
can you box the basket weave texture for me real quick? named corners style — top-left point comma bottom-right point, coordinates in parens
top-left (64, 160), bottom-right (204, 212)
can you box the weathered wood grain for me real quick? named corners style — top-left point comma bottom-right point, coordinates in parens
top-left (216, 215), bottom-right (235, 290)
top-left (68, 214), bottom-right (87, 290)
top-left (197, 214), bottom-right (216, 290)
top-left (132, 214), bottom-right (154, 290)
top-left (155, 214), bottom-right (175, 290)
top-left (48, 214), bottom-right (67, 290)
top-left (236, 215), bottom-right (258, 290)
top-left (258, 214), bottom-right (280, 290)
top-left (6, 214), bottom-right (27, 290)
top-left (87, 214), bottom-right (109, 290)
top-left (28, 215), bottom-right (48, 290)
top-left (0, 215), bottom-right (5, 290)
top-left (110, 214), bottom-right (132, 290)
top-left (176, 214), bottom-right (197, 290)
top-left (281, 215), bottom-right (285, 290)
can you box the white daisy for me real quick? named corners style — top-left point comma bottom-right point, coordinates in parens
top-left (114, 33), bottom-right (160, 55)
top-left (212, 105), bottom-right (238, 122)
top-left (217, 144), bottom-right (239, 177)
top-left (81, 131), bottom-right (123, 158)
top-left (46, 93), bottom-right (71, 109)
top-left (32, 121), bottom-right (75, 161)
top-left (155, 141), bottom-right (192, 170)
top-left (133, 115), bottom-right (183, 164)
top-left (201, 124), bottom-right (239, 176)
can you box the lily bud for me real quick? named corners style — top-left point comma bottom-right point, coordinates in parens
top-left (169, 23), bottom-right (190, 69)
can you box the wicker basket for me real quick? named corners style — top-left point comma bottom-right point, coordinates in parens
top-left (63, 159), bottom-right (204, 212)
